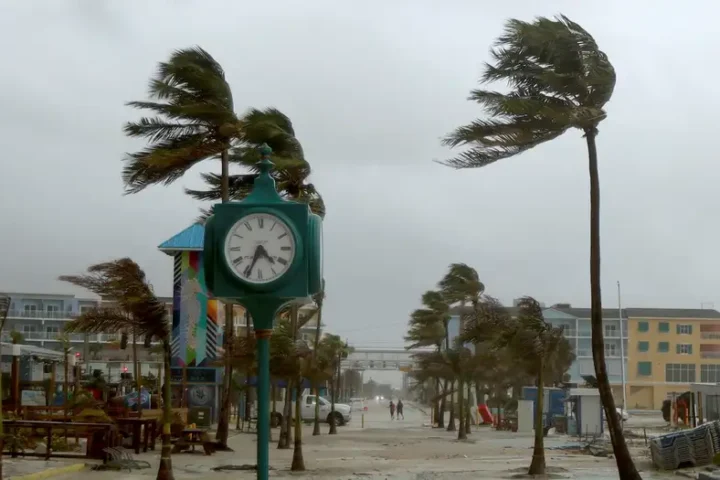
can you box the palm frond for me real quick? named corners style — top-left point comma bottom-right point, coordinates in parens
top-left (441, 15), bottom-right (615, 169)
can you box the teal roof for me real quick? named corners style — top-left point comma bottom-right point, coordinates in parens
top-left (158, 223), bottom-right (205, 253)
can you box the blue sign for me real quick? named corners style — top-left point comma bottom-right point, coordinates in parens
top-left (125, 388), bottom-right (151, 409)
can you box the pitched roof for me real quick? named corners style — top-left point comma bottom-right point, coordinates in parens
top-left (158, 223), bottom-right (205, 254)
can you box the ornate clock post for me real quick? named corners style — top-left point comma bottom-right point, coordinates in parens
top-left (203, 144), bottom-right (323, 479)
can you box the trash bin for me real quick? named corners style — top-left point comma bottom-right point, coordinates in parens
top-left (188, 406), bottom-right (212, 427)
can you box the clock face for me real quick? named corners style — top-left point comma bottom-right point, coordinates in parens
top-left (224, 213), bottom-right (296, 284)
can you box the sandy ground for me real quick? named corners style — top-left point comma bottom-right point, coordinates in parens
top-left (54, 402), bottom-right (675, 480)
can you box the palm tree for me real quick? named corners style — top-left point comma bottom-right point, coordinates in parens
top-left (440, 15), bottom-right (634, 479)
top-left (122, 46), bottom-right (240, 448)
top-left (413, 346), bottom-right (476, 441)
top-left (59, 259), bottom-right (174, 480)
top-left (404, 291), bottom-right (448, 427)
top-left (320, 335), bottom-right (350, 435)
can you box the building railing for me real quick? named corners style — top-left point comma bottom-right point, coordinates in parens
top-left (701, 352), bottom-right (720, 359)
top-left (701, 333), bottom-right (720, 340)
top-left (6, 310), bottom-right (77, 320)
top-left (5, 332), bottom-right (122, 343)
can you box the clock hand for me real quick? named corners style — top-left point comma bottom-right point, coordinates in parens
top-left (258, 245), bottom-right (275, 264)
top-left (243, 246), bottom-right (262, 277)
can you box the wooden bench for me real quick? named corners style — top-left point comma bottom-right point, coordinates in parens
top-left (3, 420), bottom-right (117, 461)
top-left (171, 428), bottom-right (214, 455)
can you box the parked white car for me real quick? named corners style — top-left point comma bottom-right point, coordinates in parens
top-left (272, 394), bottom-right (352, 426)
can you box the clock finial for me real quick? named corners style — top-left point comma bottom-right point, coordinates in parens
top-left (257, 143), bottom-right (274, 176)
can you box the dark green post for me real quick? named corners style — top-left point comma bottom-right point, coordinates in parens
top-left (203, 144), bottom-right (323, 479)
top-left (255, 328), bottom-right (271, 477)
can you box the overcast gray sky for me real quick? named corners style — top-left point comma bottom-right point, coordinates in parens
top-left (1, 0), bottom-right (717, 353)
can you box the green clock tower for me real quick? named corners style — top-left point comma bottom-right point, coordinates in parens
top-left (203, 144), bottom-right (322, 479)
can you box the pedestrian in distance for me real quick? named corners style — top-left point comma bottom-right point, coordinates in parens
top-left (389, 400), bottom-right (396, 420)
top-left (397, 399), bottom-right (404, 420)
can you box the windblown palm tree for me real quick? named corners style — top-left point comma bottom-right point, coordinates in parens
top-left (320, 335), bottom-right (350, 435)
top-left (122, 46), bottom-right (243, 448)
top-left (59, 259), bottom-right (174, 480)
top-left (405, 291), bottom-right (449, 428)
top-left (441, 15), bottom-right (634, 479)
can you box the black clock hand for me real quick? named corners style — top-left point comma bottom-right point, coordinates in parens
top-left (258, 245), bottom-right (275, 264)
top-left (243, 246), bottom-right (262, 277)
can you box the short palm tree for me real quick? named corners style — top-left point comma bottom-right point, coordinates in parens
top-left (404, 291), bottom-right (449, 427)
top-left (319, 335), bottom-right (349, 435)
top-left (122, 46), bottom-right (244, 448)
top-left (59, 259), bottom-right (174, 480)
top-left (441, 15), bottom-right (635, 479)
top-left (0, 294), bottom-right (10, 480)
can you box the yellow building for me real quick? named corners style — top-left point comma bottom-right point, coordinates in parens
top-left (626, 308), bottom-right (720, 410)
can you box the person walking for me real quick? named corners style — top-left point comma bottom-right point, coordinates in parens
top-left (397, 399), bottom-right (404, 420)
top-left (389, 400), bottom-right (396, 420)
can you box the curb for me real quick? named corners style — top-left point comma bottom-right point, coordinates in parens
top-left (11, 462), bottom-right (87, 480)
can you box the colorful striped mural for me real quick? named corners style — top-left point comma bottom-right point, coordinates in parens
top-left (170, 251), bottom-right (221, 367)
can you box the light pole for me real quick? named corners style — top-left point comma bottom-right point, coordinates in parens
top-left (617, 281), bottom-right (628, 424)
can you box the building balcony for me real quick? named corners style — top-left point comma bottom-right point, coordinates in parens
top-left (701, 332), bottom-right (720, 340)
top-left (701, 351), bottom-right (720, 359)
top-left (6, 310), bottom-right (75, 320)
top-left (5, 332), bottom-right (122, 343)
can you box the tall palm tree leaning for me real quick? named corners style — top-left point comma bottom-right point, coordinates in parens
top-left (122, 46), bottom-right (240, 449)
top-left (441, 16), bottom-right (638, 480)
top-left (59, 259), bottom-right (174, 480)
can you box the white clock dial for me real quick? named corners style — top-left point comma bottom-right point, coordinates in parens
top-left (224, 213), bottom-right (296, 284)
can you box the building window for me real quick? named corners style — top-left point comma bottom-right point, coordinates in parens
top-left (23, 305), bottom-right (37, 315)
top-left (676, 344), bottom-right (693, 355)
top-left (604, 324), bottom-right (618, 337)
top-left (677, 324), bottom-right (693, 335)
top-left (659, 322), bottom-right (670, 333)
top-left (637, 362), bottom-right (652, 376)
top-left (658, 342), bottom-right (669, 353)
top-left (638, 341), bottom-right (649, 352)
top-left (605, 343), bottom-right (618, 357)
top-left (79, 306), bottom-right (93, 314)
top-left (21, 325), bottom-right (35, 333)
top-left (701, 365), bottom-right (720, 383)
top-left (665, 363), bottom-right (696, 383)
top-left (638, 321), bottom-right (649, 333)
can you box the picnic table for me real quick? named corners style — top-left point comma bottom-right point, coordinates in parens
top-left (115, 417), bottom-right (157, 454)
top-left (172, 428), bottom-right (214, 455)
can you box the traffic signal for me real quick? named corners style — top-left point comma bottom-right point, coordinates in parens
top-left (382, 362), bottom-right (386, 369)
top-left (143, 335), bottom-right (152, 348)
top-left (120, 332), bottom-right (128, 350)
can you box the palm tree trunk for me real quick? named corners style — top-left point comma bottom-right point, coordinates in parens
top-left (156, 339), bottom-right (174, 480)
top-left (528, 363), bottom-right (546, 475)
top-left (312, 385), bottom-right (321, 436)
top-left (433, 377), bottom-right (441, 427)
top-left (465, 382), bottom-right (472, 435)
top-left (312, 299), bottom-right (323, 436)
top-left (133, 327), bottom-right (142, 418)
top-left (586, 129), bottom-right (641, 480)
top-left (438, 378), bottom-right (447, 428)
top-left (457, 378), bottom-right (466, 440)
top-left (63, 348), bottom-right (69, 415)
top-left (291, 381), bottom-right (305, 471)
top-left (329, 361), bottom-right (338, 435)
top-left (447, 381), bottom-right (456, 432)
top-left (278, 381), bottom-right (292, 449)
top-left (217, 148), bottom-right (234, 449)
